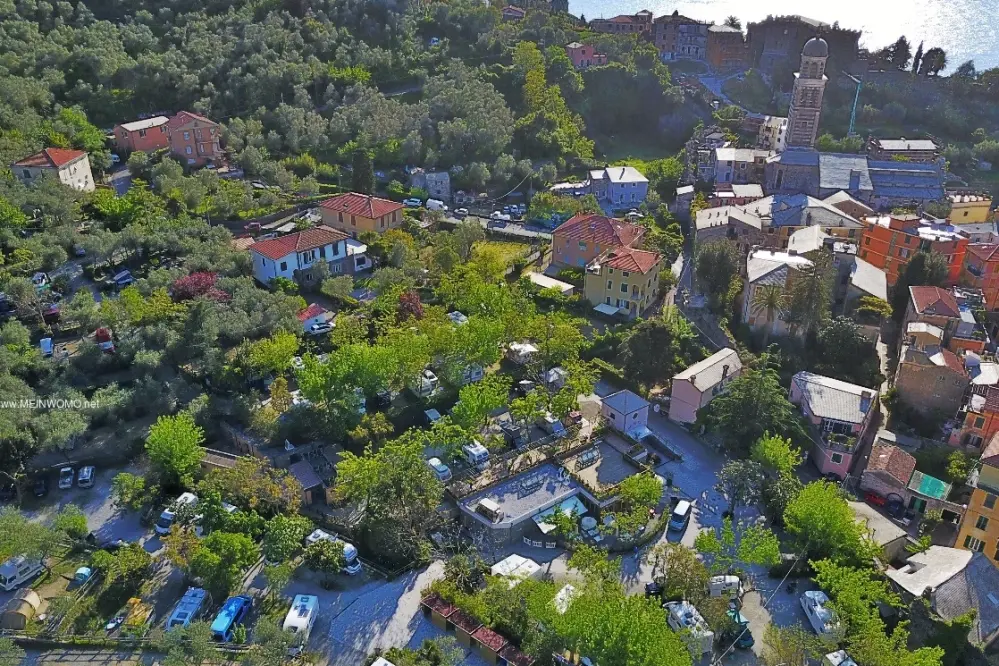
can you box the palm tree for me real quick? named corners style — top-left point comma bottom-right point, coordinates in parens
top-left (724, 15), bottom-right (741, 30)
top-left (752, 284), bottom-right (786, 348)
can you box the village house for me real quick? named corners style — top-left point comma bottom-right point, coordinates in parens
top-left (859, 443), bottom-right (917, 502)
top-left (866, 137), bottom-right (939, 163)
top-left (601, 389), bottom-right (650, 433)
top-left (565, 42), bottom-right (606, 69)
top-left (708, 184), bottom-right (765, 208)
top-left (501, 5), bottom-right (526, 20)
top-left (757, 116), bottom-right (788, 153)
top-left (583, 246), bottom-right (665, 319)
top-left (319, 192), bottom-right (405, 237)
top-left (409, 169), bottom-right (451, 202)
top-left (822, 191), bottom-right (875, 221)
top-left (741, 249), bottom-right (813, 337)
top-left (588, 165), bottom-right (649, 208)
top-left (859, 214), bottom-right (968, 287)
top-left (113, 116), bottom-right (170, 153)
top-left (668, 348), bottom-right (742, 424)
top-left (963, 244), bottom-right (999, 312)
top-left (250, 226), bottom-right (370, 288)
top-left (167, 111), bottom-right (223, 167)
top-left (949, 192), bottom-right (993, 224)
top-left (894, 328), bottom-right (969, 421)
top-left (590, 10), bottom-right (653, 35)
top-left (12, 148), bottom-right (95, 192)
top-left (948, 385), bottom-right (999, 450)
top-left (706, 24), bottom-right (747, 71)
top-left (902, 286), bottom-right (988, 356)
top-left (955, 434), bottom-right (999, 565)
top-left (652, 12), bottom-right (709, 61)
top-left (550, 213), bottom-right (645, 269)
top-left (297, 303), bottom-right (333, 334)
top-left (713, 147), bottom-right (774, 185)
top-left (789, 371), bottom-right (878, 478)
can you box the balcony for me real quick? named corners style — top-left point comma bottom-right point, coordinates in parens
top-left (819, 432), bottom-right (858, 452)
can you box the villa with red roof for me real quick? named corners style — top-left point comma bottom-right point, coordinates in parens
top-left (319, 192), bottom-right (405, 237)
top-left (551, 213), bottom-right (646, 269)
top-left (12, 148), bottom-right (95, 191)
top-left (297, 303), bottom-right (332, 333)
top-left (167, 111), bottom-right (223, 167)
top-left (250, 225), bottom-right (362, 287)
top-left (583, 245), bottom-right (666, 319)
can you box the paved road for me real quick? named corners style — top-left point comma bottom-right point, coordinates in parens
top-left (442, 214), bottom-right (552, 241)
top-left (20, 649), bottom-right (158, 666)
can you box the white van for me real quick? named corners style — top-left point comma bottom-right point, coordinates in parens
top-left (475, 498), bottom-right (504, 523)
top-left (282, 594), bottom-right (320, 655)
top-left (77, 466), bottom-right (96, 489)
top-left (426, 199), bottom-right (448, 212)
top-left (462, 441), bottom-right (490, 471)
top-left (0, 555), bottom-right (44, 591)
top-left (708, 574), bottom-right (744, 600)
top-left (155, 492), bottom-right (198, 535)
top-left (166, 587), bottom-right (209, 630)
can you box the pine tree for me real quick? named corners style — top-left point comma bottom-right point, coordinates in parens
top-left (351, 148), bottom-right (375, 194)
top-left (911, 41), bottom-right (924, 74)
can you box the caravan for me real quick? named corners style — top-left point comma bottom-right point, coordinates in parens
top-left (0, 555), bottom-right (44, 592)
top-left (166, 587), bottom-right (209, 630)
top-left (155, 492), bottom-right (198, 535)
top-left (282, 594), bottom-right (320, 654)
top-left (462, 441), bottom-right (490, 471)
top-left (305, 529), bottom-right (362, 575)
top-left (665, 600), bottom-right (714, 656)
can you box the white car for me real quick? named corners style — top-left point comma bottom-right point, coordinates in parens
top-left (427, 457), bottom-right (452, 482)
top-left (58, 467), bottom-right (75, 490)
top-left (110, 154), bottom-right (121, 165)
top-left (801, 591), bottom-right (839, 635)
top-left (403, 198), bottom-right (423, 207)
top-left (454, 208), bottom-right (469, 218)
top-left (307, 322), bottom-right (334, 336)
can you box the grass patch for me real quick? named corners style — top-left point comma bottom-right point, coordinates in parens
top-left (591, 132), bottom-right (680, 162)
top-left (475, 240), bottom-right (531, 266)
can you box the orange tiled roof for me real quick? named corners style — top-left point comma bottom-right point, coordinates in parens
top-left (319, 192), bottom-right (404, 219)
top-left (909, 286), bottom-right (959, 318)
top-left (966, 243), bottom-right (999, 262)
top-left (167, 110), bottom-right (218, 131)
top-left (598, 246), bottom-right (662, 273)
top-left (13, 148), bottom-right (86, 168)
top-left (865, 443), bottom-right (916, 485)
top-left (250, 226), bottom-right (347, 261)
top-left (553, 213), bottom-right (645, 249)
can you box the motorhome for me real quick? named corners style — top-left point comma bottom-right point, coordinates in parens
top-left (210, 595), bottom-right (252, 642)
top-left (475, 498), bottom-right (504, 523)
top-left (462, 441), bottom-right (490, 471)
top-left (536, 413), bottom-right (567, 438)
top-left (708, 575), bottom-right (744, 600)
top-left (427, 458), bottom-right (452, 482)
top-left (410, 369), bottom-right (440, 398)
top-left (282, 594), bottom-right (320, 655)
top-left (0, 555), bottom-right (43, 592)
top-left (304, 529), bottom-right (362, 575)
top-left (460, 364), bottom-right (484, 385)
top-left (155, 492), bottom-right (198, 536)
top-left (665, 600), bottom-right (714, 656)
top-left (166, 587), bottom-right (209, 630)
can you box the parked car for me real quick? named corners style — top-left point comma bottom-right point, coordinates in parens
top-left (78, 466), bottom-right (96, 489)
top-left (454, 208), bottom-right (469, 218)
top-left (33, 477), bottom-right (48, 498)
top-left (402, 198), bottom-right (423, 207)
top-left (307, 322), bottom-right (334, 336)
top-left (58, 467), bottom-right (75, 490)
top-left (427, 458), bottom-right (452, 482)
top-left (801, 590), bottom-right (839, 636)
top-left (110, 154), bottom-right (121, 164)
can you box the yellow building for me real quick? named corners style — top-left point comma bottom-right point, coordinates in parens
top-left (584, 246), bottom-right (665, 320)
top-left (319, 192), bottom-right (405, 237)
top-left (949, 192), bottom-right (993, 224)
top-left (956, 434), bottom-right (999, 563)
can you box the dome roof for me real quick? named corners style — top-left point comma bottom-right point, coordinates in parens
top-left (802, 36), bottom-right (829, 58)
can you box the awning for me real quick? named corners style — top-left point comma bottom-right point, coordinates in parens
top-left (593, 303), bottom-right (619, 316)
top-left (533, 496), bottom-right (588, 534)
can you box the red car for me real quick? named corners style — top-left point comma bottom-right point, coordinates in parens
top-left (865, 491), bottom-right (886, 507)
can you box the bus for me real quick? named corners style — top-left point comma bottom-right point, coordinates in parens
top-left (210, 595), bottom-right (252, 642)
top-left (282, 594), bottom-right (319, 655)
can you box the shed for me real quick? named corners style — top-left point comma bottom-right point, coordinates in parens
top-left (287, 460), bottom-right (324, 505)
top-left (472, 625), bottom-right (509, 664)
top-left (449, 609), bottom-right (483, 647)
top-left (420, 593), bottom-right (457, 630)
top-left (0, 588), bottom-right (41, 630)
top-left (601, 390), bottom-right (650, 433)
top-left (490, 554), bottom-right (542, 586)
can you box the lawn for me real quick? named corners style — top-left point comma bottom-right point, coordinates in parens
top-left (475, 240), bottom-right (531, 266)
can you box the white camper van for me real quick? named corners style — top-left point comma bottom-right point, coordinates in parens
top-left (305, 529), bottom-right (362, 575)
top-left (665, 600), bottom-right (714, 656)
top-left (155, 492), bottom-right (198, 536)
top-left (282, 594), bottom-right (320, 655)
top-left (0, 555), bottom-right (44, 592)
top-left (462, 441), bottom-right (490, 471)
top-left (166, 587), bottom-right (209, 630)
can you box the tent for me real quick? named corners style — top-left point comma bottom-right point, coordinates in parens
top-left (0, 588), bottom-right (41, 630)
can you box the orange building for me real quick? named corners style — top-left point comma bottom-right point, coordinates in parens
top-left (949, 385), bottom-right (999, 449)
top-left (964, 244), bottom-right (999, 312)
top-left (113, 116), bottom-right (170, 154)
top-left (167, 111), bottom-right (223, 167)
top-left (858, 214), bottom-right (968, 286)
top-left (706, 24), bottom-right (747, 71)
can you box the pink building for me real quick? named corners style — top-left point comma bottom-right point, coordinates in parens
top-left (167, 111), bottom-right (223, 167)
top-left (789, 371), bottom-right (878, 479)
top-left (565, 42), bottom-right (607, 69)
top-left (669, 348), bottom-right (742, 424)
top-left (551, 213), bottom-right (645, 269)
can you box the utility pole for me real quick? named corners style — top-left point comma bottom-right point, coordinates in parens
top-left (842, 71), bottom-right (863, 137)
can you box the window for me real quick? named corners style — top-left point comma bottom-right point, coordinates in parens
top-left (621, 283), bottom-right (628, 293)
top-left (864, 237), bottom-right (870, 246)
top-left (280, 261), bottom-right (288, 271)
top-left (985, 493), bottom-right (997, 510)
top-left (975, 416), bottom-right (986, 429)
top-left (183, 131), bottom-right (191, 140)
top-left (138, 129), bottom-right (147, 137)
top-left (606, 280), bottom-right (612, 290)
top-left (976, 516), bottom-right (990, 531)
top-left (351, 216), bottom-right (356, 226)
top-left (196, 128), bottom-right (202, 139)
top-left (319, 247), bottom-right (326, 259)
top-left (578, 241), bottom-right (587, 251)
top-left (185, 146), bottom-right (193, 155)
top-left (830, 452), bottom-right (844, 464)
top-left (210, 127), bottom-right (216, 136)
top-left (605, 297), bottom-right (611, 304)
top-left (964, 535), bottom-right (985, 552)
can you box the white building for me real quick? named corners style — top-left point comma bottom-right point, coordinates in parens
top-left (757, 116), bottom-right (788, 153)
top-left (601, 389), bottom-right (650, 433)
top-left (297, 303), bottom-right (332, 332)
top-left (741, 249), bottom-right (813, 337)
top-left (250, 226), bottom-right (364, 287)
top-left (588, 166), bottom-right (649, 208)
top-left (12, 148), bottom-right (95, 192)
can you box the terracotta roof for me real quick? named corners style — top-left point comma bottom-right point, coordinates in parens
top-left (981, 432), bottom-right (999, 468)
top-left (448, 609), bottom-right (482, 633)
top-left (13, 148), bottom-right (86, 169)
top-left (499, 645), bottom-right (535, 666)
top-left (502, 5), bottom-right (525, 14)
top-left (420, 593), bottom-right (457, 618)
top-left (250, 226), bottom-right (348, 260)
top-left (865, 443), bottom-right (916, 486)
top-left (598, 14), bottom-right (642, 23)
top-left (975, 385), bottom-right (999, 415)
top-left (909, 286), bottom-right (960, 318)
top-left (297, 303), bottom-right (329, 322)
top-left (596, 246), bottom-right (662, 273)
top-left (553, 214), bottom-right (645, 249)
top-left (319, 192), bottom-right (404, 219)
top-left (471, 625), bottom-right (509, 652)
top-left (167, 110), bottom-right (218, 130)
top-left (938, 347), bottom-right (965, 375)
top-left (966, 244), bottom-right (999, 262)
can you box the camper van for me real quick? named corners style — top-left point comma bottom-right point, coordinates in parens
top-left (210, 595), bottom-right (252, 642)
top-left (475, 498), bottom-right (504, 523)
top-left (166, 587), bottom-right (209, 630)
top-left (282, 594), bottom-right (320, 655)
top-left (304, 529), bottom-right (362, 575)
top-left (155, 492), bottom-right (198, 536)
top-left (708, 575), bottom-right (744, 600)
top-left (665, 600), bottom-right (714, 656)
top-left (536, 413), bottom-right (567, 438)
top-left (0, 555), bottom-right (44, 592)
top-left (462, 441), bottom-right (490, 471)
top-left (668, 500), bottom-right (692, 532)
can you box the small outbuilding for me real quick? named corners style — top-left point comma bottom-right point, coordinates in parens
top-left (601, 390), bottom-right (650, 433)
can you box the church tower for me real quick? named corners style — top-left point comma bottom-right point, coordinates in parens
top-left (786, 36), bottom-right (828, 149)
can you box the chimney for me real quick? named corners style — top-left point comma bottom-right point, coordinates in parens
top-left (689, 374), bottom-right (696, 385)
top-left (722, 365), bottom-right (730, 379)
top-left (859, 390), bottom-right (874, 414)
top-left (849, 169), bottom-right (861, 191)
